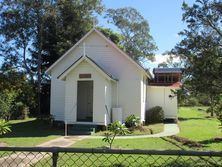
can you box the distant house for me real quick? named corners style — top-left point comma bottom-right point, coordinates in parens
top-left (46, 28), bottom-right (181, 126)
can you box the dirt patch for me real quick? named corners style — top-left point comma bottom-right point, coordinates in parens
top-left (0, 142), bottom-right (8, 147)
top-left (199, 137), bottom-right (222, 144)
top-left (169, 136), bottom-right (203, 148)
top-left (212, 137), bottom-right (222, 141)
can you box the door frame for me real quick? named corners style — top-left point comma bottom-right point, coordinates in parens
top-left (76, 80), bottom-right (94, 122)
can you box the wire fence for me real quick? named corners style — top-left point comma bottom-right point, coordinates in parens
top-left (0, 147), bottom-right (221, 167)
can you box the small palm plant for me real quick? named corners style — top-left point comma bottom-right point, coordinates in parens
top-left (102, 121), bottom-right (129, 149)
top-left (0, 120), bottom-right (11, 135)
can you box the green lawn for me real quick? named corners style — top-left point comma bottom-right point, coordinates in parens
top-left (37, 107), bottom-right (222, 166)
top-left (177, 107), bottom-right (222, 151)
top-left (0, 107), bottom-right (221, 151)
top-left (15, 107), bottom-right (222, 166)
top-left (0, 118), bottom-right (63, 146)
top-left (73, 107), bottom-right (222, 151)
top-left (73, 137), bottom-right (178, 149)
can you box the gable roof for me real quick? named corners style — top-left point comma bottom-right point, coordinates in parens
top-left (45, 28), bottom-right (152, 78)
top-left (57, 56), bottom-right (118, 82)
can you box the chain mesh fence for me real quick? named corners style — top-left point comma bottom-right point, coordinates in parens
top-left (0, 147), bottom-right (221, 167)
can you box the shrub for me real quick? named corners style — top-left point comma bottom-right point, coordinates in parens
top-left (186, 97), bottom-right (199, 106)
top-left (214, 100), bottom-right (222, 126)
top-left (145, 106), bottom-right (164, 124)
top-left (125, 115), bottom-right (140, 128)
top-left (0, 90), bottom-right (17, 120)
top-left (198, 96), bottom-right (210, 106)
top-left (11, 102), bottom-right (29, 120)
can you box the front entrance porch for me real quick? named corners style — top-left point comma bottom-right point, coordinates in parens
top-left (77, 81), bottom-right (93, 122)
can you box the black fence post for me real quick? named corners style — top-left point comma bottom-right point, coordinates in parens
top-left (52, 152), bottom-right (59, 167)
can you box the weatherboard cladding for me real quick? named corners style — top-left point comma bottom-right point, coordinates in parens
top-left (46, 28), bottom-right (152, 78)
top-left (50, 30), bottom-right (144, 122)
top-left (57, 55), bottom-right (118, 81)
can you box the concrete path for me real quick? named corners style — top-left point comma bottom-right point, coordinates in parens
top-left (37, 136), bottom-right (86, 147)
top-left (0, 136), bottom-right (86, 167)
top-left (89, 123), bottom-right (180, 139)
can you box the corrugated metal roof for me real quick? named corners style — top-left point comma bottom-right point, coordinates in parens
top-left (153, 68), bottom-right (182, 74)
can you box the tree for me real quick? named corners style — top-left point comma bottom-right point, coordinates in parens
top-left (97, 27), bottom-right (124, 49)
top-left (0, 0), bottom-right (103, 115)
top-left (0, 69), bottom-right (36, 118)
top-left (214, 98), bottom-right (222, 126)
top-left (158, 62), bottom-right (168, 68)
top-left (0, 90), bottom-right (16, 120)
top-left (106, 7), bottom-right (157, 62)
top-left (172, 0), bottom-right (222, 116)
top-left (0, 0), bottom-right (36, 82)
top-left (37, 0), bottom-right (103, 75)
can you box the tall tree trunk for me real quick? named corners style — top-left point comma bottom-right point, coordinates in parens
top-left (210, 96), bottom-right (214, 117)
top-left (22, 43), bottom-right (35, 84)
top-left (37, 48), bottom-right (42, 116)
top-left (36, 2), bottom-right (43, 116)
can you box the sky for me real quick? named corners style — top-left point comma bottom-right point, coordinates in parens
top-left (0, 0), bottom-right (196, 69)
top-left (97, 0), bottom-right (195, 68)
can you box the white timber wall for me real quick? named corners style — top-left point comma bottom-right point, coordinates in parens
top-left (146, 86), bottom-right (178, 119)
top-left (64, 60), bottom-right (112, 124)
top-left (50, 31), bottom-right (143, 122)
top-left (50, 47), bottom-right (82, 121)
top-left (84, 32), bottom-right (142, 121)
top-left (140, 74), bottom-right (147, 122)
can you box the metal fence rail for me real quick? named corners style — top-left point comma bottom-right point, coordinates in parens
top-left (0, 147), bottom-right (221, 167)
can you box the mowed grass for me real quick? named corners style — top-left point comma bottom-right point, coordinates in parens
top-left (0, 106), bottom-right (221, 152)
top-left (35, 152), bottom-right (211, 167)
top-left (73, 137), bottom-right (178, 149)
top-left (34, 107), bottom-right (222, 166)
top-left (178, 107), bottom-right (222, 151)
top-left (73, 107), bottom-right (222, 151)
top-left (0, 118), bottom-right (63, 147)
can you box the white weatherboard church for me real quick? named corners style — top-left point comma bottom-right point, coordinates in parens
top-left (46, 28), bottom-right (181, 126)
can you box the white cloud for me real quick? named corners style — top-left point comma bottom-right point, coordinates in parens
top-left (152, 54), bottom-right (180, 65)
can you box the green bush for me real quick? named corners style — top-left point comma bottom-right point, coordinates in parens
top-left (0, 90), bottom-right (17, 120)
top-left (11, 102), bottom-right (29, 120)
top-left (125, 115), bottom-right (140, 128)
top-left (145, 106), bottom-right (164, 124)
top-left (179, 96), bottom-right (202, 107)
top-left (186, 97), bottom-right (199, 106)
top-left (198, 96), bottom-right (210, 106)
top-left (214, 100), bottom-right (222, 126)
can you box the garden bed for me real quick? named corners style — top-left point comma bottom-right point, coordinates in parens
top-left (94, 123), bottom-right (164, 136)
